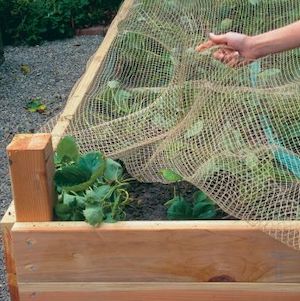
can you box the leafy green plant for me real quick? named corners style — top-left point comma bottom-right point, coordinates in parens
top-left (25, 98), bottom-right (47, 113)
top-left (54, 152), bottom-right (106, 192)
top-left (95, 80), bottom-right (133, 116)
top-left (160, 169), bottom-right (217, 220)
top-left (54, 136), bottom-right (80, 166)
top-left (0, 0), bottom-right (122, 45)
top-left (0, 28), bottom-right (4, 65)
top-left (54, 136), bottom-right (132, 226)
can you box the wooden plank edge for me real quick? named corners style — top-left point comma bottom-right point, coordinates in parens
top-left (51, 0), bottom-right (135, 148)
top-left (1, 201), bottom-right (19, 301)
top-left (11, 220), bottom-right (300, 232)
top-left (19, 282), bottom-right (300, 292)
top-left (1, 201), bottom-right (16, 229)
top-left (19, 282), bottom-right (300, 301)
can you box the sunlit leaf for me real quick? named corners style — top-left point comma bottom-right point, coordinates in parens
top-left (220, 18), bottom-right (233, 31)
top-left (160, 169), bottom-right (183, 182)
top-left (104, 159), bottom-right (123, 182)
top-left (54, 152), bottom-right (106, 192)
top-left (55, 136), bottom-right (79, 165)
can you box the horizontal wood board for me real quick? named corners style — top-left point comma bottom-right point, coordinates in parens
top-left (11, 221), bottom-right (300, 283)
top-left (18, 282), bottom-right (300, 301)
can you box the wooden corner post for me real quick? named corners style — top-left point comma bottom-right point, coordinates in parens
top-left (6, 134), bottom-right (55, 222)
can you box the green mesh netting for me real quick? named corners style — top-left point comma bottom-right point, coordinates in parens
top-left (47, 0), bottom-right (300, 249)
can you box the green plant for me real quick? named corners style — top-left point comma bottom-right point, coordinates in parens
top-left (54, 136), bottom-right (132, 226)
top-left (0, 27), bottom-right (4, 65)
top-left (25, 97), bottom-right (47, 113)
top-left (160, 169), bottom-right (217, 220)
top-left (0, 0), bottom-right (122, 45)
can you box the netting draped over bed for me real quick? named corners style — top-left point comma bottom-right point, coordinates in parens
top-left (47, 0), bottom-right (300, 249)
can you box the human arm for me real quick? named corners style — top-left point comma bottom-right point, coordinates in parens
top-left (196, 20), bottom-right (300, 67)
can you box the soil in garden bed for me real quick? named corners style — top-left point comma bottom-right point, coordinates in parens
top-left (125, 180), bottom-right (233, 221)
top-left (126, 181), bottom-right (196, 220)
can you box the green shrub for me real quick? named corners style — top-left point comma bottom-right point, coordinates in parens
top-left (0, 0), bottom-right (122, 45)
top-left (0, 28), bottom-right (4, 65)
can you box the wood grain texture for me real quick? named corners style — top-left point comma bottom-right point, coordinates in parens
top-left (51, 0), bottom-right (135, 148)
top-left (1, 201), bottom-right (19, 300)
top-left (18, 282), bottom-right (300, 301)
top-left (6, 134), bottom-right (55, 222)
top-left (1, 226), bottom-right (20, 301)
top-left (11, 221), bottom-right (300, 283)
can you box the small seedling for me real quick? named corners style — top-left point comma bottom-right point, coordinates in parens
top-left (160, 168), bottom-right (217, 220)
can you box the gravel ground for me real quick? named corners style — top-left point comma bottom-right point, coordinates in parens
top-left (0, 35), bottom-right (103, 301)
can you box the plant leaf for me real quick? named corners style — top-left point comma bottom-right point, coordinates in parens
top-left (71, 211), bottom-right (85, 221)
top-left (54, 203), bottom-right (72, 221)
top-left (193, 191), bottom-right (207, 203)
top-left (185, 119), bottom-right (204, 138)
top-left (167, 196), bottom-right (193, 220)
top-left (63, 193), bottom-right (77, 207)
top-left (85, 185), bottom-right (112, 203)
top-left (114, 90), bottom-right (131, 113)
top-left (83, 204), bottom-right (104, 226)
top-left (79, 152), bottom-right (105, 175)
top-left (54, 136), bottom-right (79, 165)
top-left (26, 98), bottom-right (47, 113)
top-left (193, 202), bottom-right (216, 219)
top-left (160, 169), bottom-right (183, 182)
top-left (248, 0), bottom-right (260, 5)
top-left (107, 80), bottom-right (120, 89)
top-left (105, 213), bottom-right (117, 223)
top-left (104, 159), bottom-right (123, 182)
top-left (245, 151), bottom-right (259, 169)
top-left (114, 89), bottom-right (131, 102)
top-left (75, 195), bottom-right (87, 209)
top-left (54, 165), bottom-right (91, 189)
top-left (220, 18), bottom-right (233, 31)
top-left (192, 191), bottom-right (217, 219)
top-left (54, 152), bottom-right (106, 192)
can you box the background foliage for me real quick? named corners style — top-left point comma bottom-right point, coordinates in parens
top-left (0, 0), bottom-right (123, 45)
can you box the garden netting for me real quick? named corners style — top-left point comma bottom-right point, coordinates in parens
top-left (45, 0), bottom-right (300, 250)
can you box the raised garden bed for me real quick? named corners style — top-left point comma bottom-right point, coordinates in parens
top-left (2, 135), bottom-right (300, 301)
top-left (2, 1), bottom-right (300, 300)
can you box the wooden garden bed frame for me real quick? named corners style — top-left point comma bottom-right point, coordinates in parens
top-left (2, 1), bottom-right (300, 300)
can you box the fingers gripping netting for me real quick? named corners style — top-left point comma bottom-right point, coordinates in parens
top-left (49, 0), bottom-right (300, 249)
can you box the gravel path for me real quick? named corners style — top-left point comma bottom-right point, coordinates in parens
top-left (0, 35), bottom-right (103, 301)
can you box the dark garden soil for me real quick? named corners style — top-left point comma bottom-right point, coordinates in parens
top-left (126, 181), bottom-right (197, 220)
top-left (125, 180), bottom-right (233, 221)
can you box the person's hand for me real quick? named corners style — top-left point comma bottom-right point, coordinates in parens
top-left (196, 32), bottom-right (256, 67)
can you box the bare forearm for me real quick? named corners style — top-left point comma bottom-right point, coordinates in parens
top-left (249, 21), bottom-right (300, 59)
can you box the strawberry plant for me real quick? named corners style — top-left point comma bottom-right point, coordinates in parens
top-left (160, 169), bottom-right (217, 220)
top-left (54, 136), bottom-right (132, 226)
